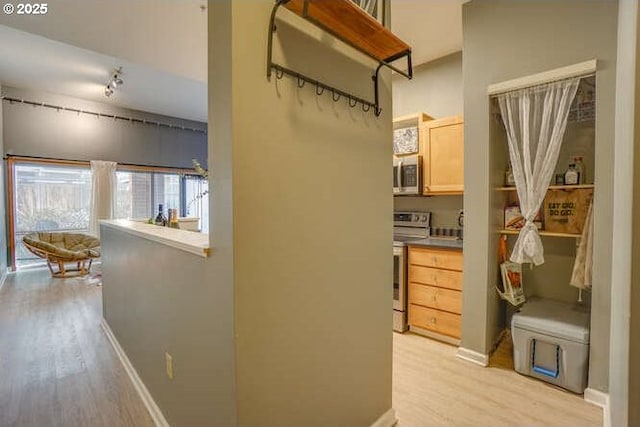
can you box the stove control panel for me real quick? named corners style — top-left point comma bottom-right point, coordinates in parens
top-left (394, 211), bottom-right (431, 227)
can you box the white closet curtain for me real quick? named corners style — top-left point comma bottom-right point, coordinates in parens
top-left (89, 160), bottom-right (117, 238)
top-left (497, 77), bottom-right (580, 265)
top-left (570, 198), bottom-right (594, 290)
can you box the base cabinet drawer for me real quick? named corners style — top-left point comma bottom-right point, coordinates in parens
top-left (408, 247), bottom-right (463, 271)
top-left (409, 283), bottom-right (462, 314)
top-left (408, 305), bottom-right (461, 339)
top-left (409, 265), bottom-right (463, 291)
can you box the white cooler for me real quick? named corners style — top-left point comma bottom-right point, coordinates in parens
top-left (511, 297), bottom-right (590, 393)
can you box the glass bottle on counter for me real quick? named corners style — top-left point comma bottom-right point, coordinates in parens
top-left (169, 209), bottom-right (180, 229)
top-left (154, 204), bottom-right (167, 226)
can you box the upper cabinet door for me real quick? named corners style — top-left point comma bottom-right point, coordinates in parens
top-left (422, 116), bottom-right (464, 195)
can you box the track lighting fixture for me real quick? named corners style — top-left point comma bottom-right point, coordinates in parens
top-left (104, 67), bottom-right (123, 97)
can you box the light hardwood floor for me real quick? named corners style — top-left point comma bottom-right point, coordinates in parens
top-left (393, 332), bottom-right (602, 427)
top-left (0, 269), bottom-right (153, 427)
top-left (0, 268), bottom-right (603, 427)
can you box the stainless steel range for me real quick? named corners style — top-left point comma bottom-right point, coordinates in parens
top-left (393, 211), bottom-right (430, 332)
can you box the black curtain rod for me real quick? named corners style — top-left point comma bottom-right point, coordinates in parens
top-left (4, 154), bottom-right (204, 175)
top-left (0, 95), bottom-right (207, 135)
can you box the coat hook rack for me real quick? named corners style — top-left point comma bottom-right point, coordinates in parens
top-left (266, 0), bottom-right (413, 117)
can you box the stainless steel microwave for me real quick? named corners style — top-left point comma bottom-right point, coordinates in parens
top-left (393, 154), bottom-right (422, 195)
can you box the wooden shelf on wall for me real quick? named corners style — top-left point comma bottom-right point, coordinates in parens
top-left (498, 229), bottom-right (582, 239)
top-left (496, 184), bottom-right (595, 191)
top-left (283, 0), bottom-right (411, 63)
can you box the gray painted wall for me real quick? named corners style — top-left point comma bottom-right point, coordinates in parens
top-left (100, 226), bottom-right (236, 426)
top-left (224, 2), bottom-right (393, 426)
top-left (392, 51), bottom-right (463, 118)
top-left (102, 1), bottom-right (393, 425)
top-left (462, 0), bottom-right (618, 393)
top-left (1, 86), bottom-right (207, 169)
top-left (631, 31), bottom-right (640, 422)
top-left (609, 1), bottom-right (638, 425)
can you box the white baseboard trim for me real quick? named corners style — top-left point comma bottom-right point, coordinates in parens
top-left (370, 408), bottom-right (397, 427)
top-left (584, 388), bottom-right (610, 427)
top-left (101, 319), bottom-right (170, 427)
top-left (456, 347), bottom-right (489, 367)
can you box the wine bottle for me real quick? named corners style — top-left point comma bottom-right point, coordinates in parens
top-left (154, 204), bottom-right (167, 226)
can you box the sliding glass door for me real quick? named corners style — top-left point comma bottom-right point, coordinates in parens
top-left (13, 162), bottom-right (92, 268)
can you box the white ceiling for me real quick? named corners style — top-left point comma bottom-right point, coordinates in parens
top-left (0, 25), bottom-right (207, 122)
top-left (0, 1), bottom-right (462, 123)
top-left (0, 0), bottom-right (207, 82)
top-left (0, 0), bottom-right (207, 122)
top-left (391, 0), bottom-right (464, 66)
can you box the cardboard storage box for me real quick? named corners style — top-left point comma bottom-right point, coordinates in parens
top-left (543, 188), bottom-right (593, 234)
top-left (511, 297), bottom-right (590, 393)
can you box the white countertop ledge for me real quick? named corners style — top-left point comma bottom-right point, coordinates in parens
top-left (100, 220), bottom-right (211, 258)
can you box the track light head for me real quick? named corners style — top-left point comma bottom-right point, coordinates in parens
top-left (112, 74), bottom-right (123, 87)
top-left (104, 66), bottom-right (123, 97)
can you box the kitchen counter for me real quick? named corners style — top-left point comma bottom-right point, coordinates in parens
top-left (100, 219), bottom-right (210, 257)
top-left (407, 238), bottom-right (463, 250)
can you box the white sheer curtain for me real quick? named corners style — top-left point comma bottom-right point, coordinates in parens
top-left (497, 78), bottom-right (580, 265)
top-left (571, 198), bottom-right (594, 290)
top-left (89, 160), bottom-right (117, 238)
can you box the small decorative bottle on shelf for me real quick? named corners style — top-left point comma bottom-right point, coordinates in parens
top-left (573, 156), bottom-right (585, 184)
top-left (564, 164), bottom-right (579, 185)
top-left (505, 161), bottom-right (516, 187)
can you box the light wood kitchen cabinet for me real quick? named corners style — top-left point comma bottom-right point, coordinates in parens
top-left (392, 112), bottom-right (434, 156)
top-left (408, 246), bottom-right (463, 344)
top-left (420, 116), bottom-right (464, 195)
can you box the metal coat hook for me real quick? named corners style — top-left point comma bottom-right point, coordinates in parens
top-left (332, 91), bottom-right (341, 102)
top-left (361, 102), bottom-right (371, 113)
top-left (275, 68), bottom-right (284, 79)
top-left (297, 75), bottom-right (306, 88)
top-left (315, 83), bottom-right (324, 96)
top-left (348, 97), bottom-right (358, 108)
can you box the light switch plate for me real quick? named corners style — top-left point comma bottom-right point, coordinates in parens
top-left (165, 352), bottom-right (174, 380)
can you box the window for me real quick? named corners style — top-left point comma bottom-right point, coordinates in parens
top-left (115, 171), bottom-right (152, 220)
top-left (185, 175), bottom-right (209, 233)
top-left (153, 173), bottom-right (181, 217)
top-left (10, 158), bottom-right (210, 270)
top-left (13, 163), bottom-right (92, 268)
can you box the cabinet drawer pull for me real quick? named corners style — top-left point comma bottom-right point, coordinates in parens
top-left (430, 317), bottom-right (437, 324)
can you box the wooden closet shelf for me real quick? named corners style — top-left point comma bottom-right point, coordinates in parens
top-left (498, 229), bottom-right (582, 238)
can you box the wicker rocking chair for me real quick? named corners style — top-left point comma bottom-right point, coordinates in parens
top-left (22, 232), bottom-right (101, 278)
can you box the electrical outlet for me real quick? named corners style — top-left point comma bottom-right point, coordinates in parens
top-left (165, 352), bottom-right (174, 380)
